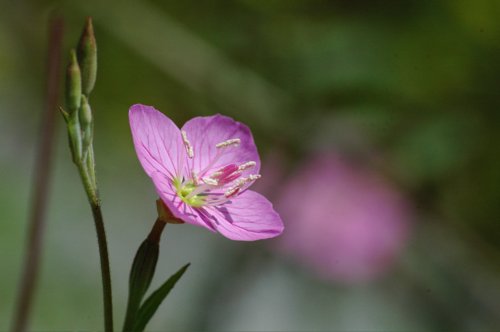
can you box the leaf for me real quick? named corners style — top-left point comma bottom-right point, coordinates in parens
top-left (132, 263), bottom-right (190, 331)
top-left (122, 239), bottom-right (159, 331)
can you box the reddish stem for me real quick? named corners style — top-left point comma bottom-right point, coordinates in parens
top-left (11, 16), bottom-right (64, 332)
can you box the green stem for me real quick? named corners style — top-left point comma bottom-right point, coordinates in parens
top-left (147, 218), bottom-right (166, 243)
top-left (77, 162), bottom-right (114, 332)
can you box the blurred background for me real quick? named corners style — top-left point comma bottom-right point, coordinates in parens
top-left (1, 0), bottom-right (500, 330)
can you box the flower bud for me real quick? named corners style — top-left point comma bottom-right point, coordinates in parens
top-left (65, 49), bottom-right (81, 112)
top-left (79, 95), bottom-right (93, 128)
top-left (77, 17), bottom-right (97, 96)
top-left (67, 111), bottom-right (82, 163)
top-left (79, 95), bottom-right (93, 157)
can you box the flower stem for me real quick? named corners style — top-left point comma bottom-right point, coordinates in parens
top-left (147, 218), bottom-right (166, 243)
top-left (90, 200), bottom-right (114, 332)
top-left (11, 16), bottom-right (64, 332)
top-left (77, 161), bottom-right (114, 332)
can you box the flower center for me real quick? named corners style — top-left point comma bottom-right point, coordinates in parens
top-left (173, 178), bottom-right (206, 208)
top-left (175, 135), bottom-right (261, 208)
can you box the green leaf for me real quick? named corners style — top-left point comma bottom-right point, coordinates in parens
top-left (122, 239), bottom-right (160, 331)
top-left (132, 263), bottom-right (190, 332)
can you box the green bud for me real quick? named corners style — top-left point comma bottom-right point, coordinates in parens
top-left (79, 95), bottom-right (93, 159)
top-left (79, 95), bottom-right (93, 128)
top-left (67, 111), bottom-right (82, 163)
top-left (65, 49), bottom-right (82, 112)
top-left (77, 17), bottom-right (97, 96)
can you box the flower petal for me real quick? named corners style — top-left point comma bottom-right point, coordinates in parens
top-left (129, 104), bottom-right (186, 179)
top-left (181, 114), bottom-right (260, 178)
top-left (196, 190), bottom-right (284, 241)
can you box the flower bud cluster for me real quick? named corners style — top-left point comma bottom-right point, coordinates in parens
top-left (63, 18), bottom-right (97, 170)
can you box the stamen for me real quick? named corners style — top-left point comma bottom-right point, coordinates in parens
top-left (238, 161), bottom-right (256, 171)
top-left (202, 177), bottom-right (218, 186)
top-left (193, 173), bottom-right (263, 206)
top-left (203, 194), bottom-right (231, 206)
top-left (209, 171), bottom-right (223, 179)
top-left (221, 171), bottom-right (242, 183)
top-left (224, 186), bottom-right (241, 198)
top-left (223, 174), bottom-right (257, 198)
top-left (191, 170), bottom-right (199, 185)
top-left (186, 183), bottom-right (211, 199)
top-left (224, 179), bottom-right (243, 198)
top-left (216, 138), bottom-right (240, 149)
top-left (181, 130), bottom-right (194, 158)
top-left (249, 174), bottom-right (261, 181)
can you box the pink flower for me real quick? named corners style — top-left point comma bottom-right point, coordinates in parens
top-left (129, 104), bottom-right (284, 241)
top-left (276, 153), bottom-right (412, 282)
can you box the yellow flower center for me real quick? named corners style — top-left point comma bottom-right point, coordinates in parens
top-left (173, 178), bottom-right (205, 208)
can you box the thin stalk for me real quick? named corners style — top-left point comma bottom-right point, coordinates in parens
top-left (11, 17), bottom-right (64, 332)
top-left (90, 201), bottom-right (114, 332)
top-left (77, 161), bottom-right (114, 332)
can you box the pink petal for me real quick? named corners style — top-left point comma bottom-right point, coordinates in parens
top-left (181, 114), bottom-right (260, 178)
top-left (195, 190), bottom-right (284, 241)
top-left (129, 104), bottom-right (186, 179)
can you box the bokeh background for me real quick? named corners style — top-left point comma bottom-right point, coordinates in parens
top-left (1, 0), bottom-right (500, 330)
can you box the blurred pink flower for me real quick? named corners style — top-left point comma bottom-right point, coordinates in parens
top-left (276, 153), bottom-right (412, 282)
top-left (129, 104), bottom-right (283, 241)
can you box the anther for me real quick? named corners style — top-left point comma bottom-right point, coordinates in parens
top-left (224, 186), bottom-right (241, 198)
top-left (209, 171), bottom-right (223, 179)
top-left (238, 161), bottom-right (256, 171)
top-left (191, 170), bottom-right (199, 185)
top-left (202, 177), bottom-right (218, 186)
top-left (223, 176), bottom-right (248, 198)
top-left (249, 174), bottom-right (261, 181)
top-left (216, 138), bottom-right (240, 149)
top-left (181, 130), bottom-right (194, 158)
top-left (224, 179), bottom-right (243, 198)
